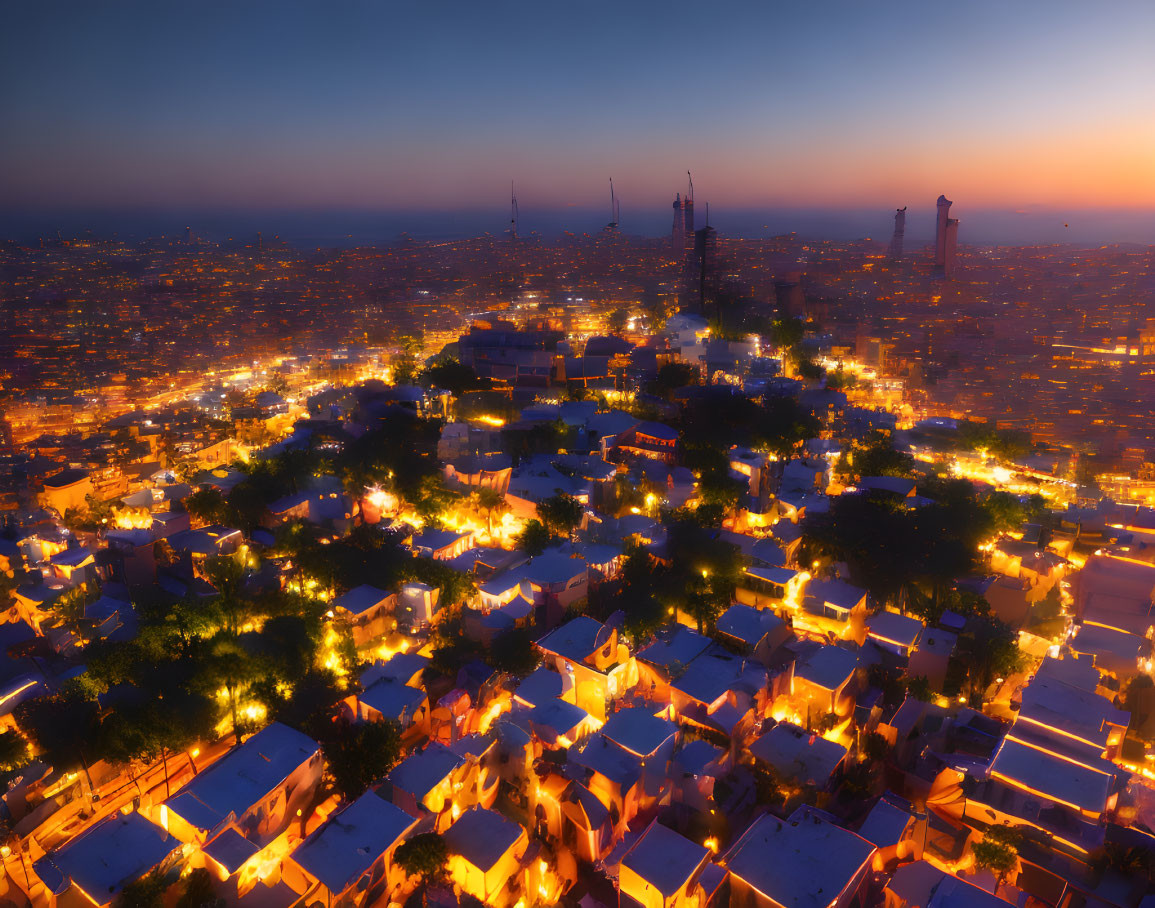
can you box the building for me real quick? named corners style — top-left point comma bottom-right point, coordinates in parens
top-left (619, 820), bottom-right (712, 908)
top-left (749, 722), bottom-right (849, 789)
top-left (724, 808), bottom-right (876, 908)
top-left (888, 207), bottom-right (906, 260)
top-left (442, 806), bottom-right (529, 908)
top-left (284, 791), bottom-right (417, 908)
top-left (933, 195), bottom-right (958, 278)
top-left (535, 615), bottom-right (633, 720)
top-left (157, 722), bottom-right (323, 845)
top-left (331, 584), bottom-right (395, 649)
top-left (694, 223), bottom-right (718, 313)
top-left (32, 812), bottom-right (182, 908)
top-left (39, 469), bottom-right (92, 515)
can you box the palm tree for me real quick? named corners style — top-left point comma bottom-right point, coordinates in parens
top-left (204, 553), bottom-right (249, 635)
top-left (475, 486), bottom-right (508, 538)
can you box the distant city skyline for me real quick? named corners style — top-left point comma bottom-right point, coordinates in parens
top-left (3, 1), bottom-right (1154, 219)
top-left (3, 203), bottom-right (1154, 248)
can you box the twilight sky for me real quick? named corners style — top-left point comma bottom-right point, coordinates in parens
top-left (2, 0), bottom-right (1154, 226)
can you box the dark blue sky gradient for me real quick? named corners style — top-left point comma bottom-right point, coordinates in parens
top-left (2, 1), bottom-right (1153, 242)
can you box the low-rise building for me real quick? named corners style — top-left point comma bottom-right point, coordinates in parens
top-left (724, 808), bottom-right (876, 908)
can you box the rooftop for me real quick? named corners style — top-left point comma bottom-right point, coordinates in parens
top-left (600, 707), bottom-right (677, 758)
top-left (291, 791), bottom-right (416, 895)
top-left (622, 821), bottom-right (710, 897)
top-left (443, 807), bottom-right (524, 873)
top-left (749, 722), bottom-right (848, 787)
top-left (725, 809), bottom-right (875, 908)
top-left (163, 722), bottom-right (319, 835)
top-left (536, 615), bottom-right (610, 663)
top-left (36, 812), bottom-right (180, 901)
top-left (795, 644), bottom-right (859, 691)
top-left (386, 742), bottom-right (463, 803)
top-left (332, 584), bottom-right (390, 616)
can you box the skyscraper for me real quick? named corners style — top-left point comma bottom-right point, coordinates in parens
top-left (888, 207), bottom-right (906, 260)
top-left (934, 194), bottom-right (958, 277)
top-left (694, 221), bottom-right (717, 313)
top-left (671, 175), bottom-right (695, 254)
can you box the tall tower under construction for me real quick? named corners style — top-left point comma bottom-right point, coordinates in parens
top-left (934, 194), bottom-right (958, 277)
top-left (888, 207), bottom-right (906, 259)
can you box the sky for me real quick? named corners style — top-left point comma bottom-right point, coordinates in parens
top-left (2, 1), bottom-right (1154, 241)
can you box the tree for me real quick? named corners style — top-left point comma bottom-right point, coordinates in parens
top-left (267, 669), bottom-right (347, 740)
top-left (320, 720), bottom-right (401, 802)
top-left (98, 682), bottom-right (215, 797)
top-left (420, 358), bottom-right (484, 397)
top-left (514, 519), bottom-right (547, 559)
top-left (489, 628), bottom-right (540, 676)
top-left (972, 824), bottom-right (1021, 889)
top-left (394, 832), bottom-right (449, 902)
top-left (202, 632), bottom-right (261, 743)
top-left (184, 488), bottom-right (233, 527)
top-left (204, 553), bottom-right (251, 635)
top-left (795, 358), bottom-right (825, 382)
top-left (698, 472), bottom-right (745, 517)
top-left (1091, 842), bottom-right (1155, 884)
top-left (608, 308), bottom-right (629, 336)
top-left (475, 486), bottom-right (508, 537)
top-left (14, 689), bottom-right (102, 784)
top-left (841, 436), bottom-right (916, 479)
top-left (824, 368), bottom-right (858, 392)
top-left (905, 676), bottom-right (933, 702)
top-left (959, 614), bottom-right (1027, 704)
top-left (176, 868), bottom-right (223, 908)
top-left (752, 397), bottom-right (820, 456)
top-left (861, 731), bottom-right (890, 763)
top-left (116, 869), bottom-right (169, 908)
top-left (0, 729), bottom-right (29, 772)
top-left (665, 521), bottom-right (743, 632)
top-left (1123, 674), bottom-right (1155, 739)
top-left (608, 545), bottom-right (668, 641)
top-left (537, 493), bottom-right (584, 540)
top-left (649, 362), bottom-right (698, 399)
top-left (769, 317), bottom-right (804, 351)
top-left (982, 491), bottom-right (1027, 536)
top-left (390, 333), bottom-right (424, 385)
top-left (802, 492), bottom-right (919, 610)
top-left (256, 614), bottom-right (321, 683)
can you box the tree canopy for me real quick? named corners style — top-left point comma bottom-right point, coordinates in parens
top-left (420, 358), bottom-right (485, 397)
top-left (320, 720), bottom-right (402, 802)
top-left (536, 494), bottom-right (584, 540)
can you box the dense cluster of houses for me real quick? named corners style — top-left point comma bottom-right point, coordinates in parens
top-left (2, 314), bottom-right (1155, 908)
